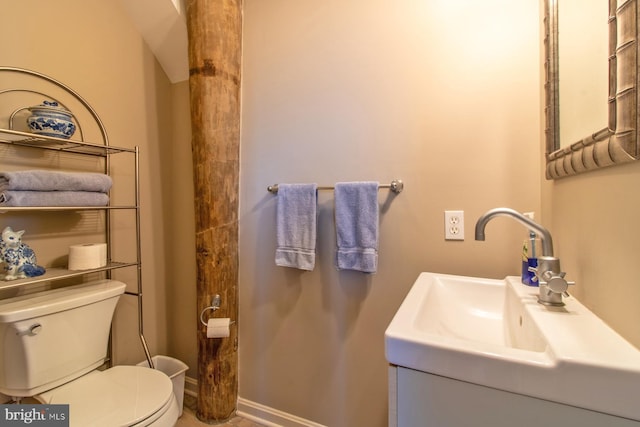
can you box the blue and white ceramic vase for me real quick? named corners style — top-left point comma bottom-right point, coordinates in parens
top-left (27, 101), bottom-right (76, 139)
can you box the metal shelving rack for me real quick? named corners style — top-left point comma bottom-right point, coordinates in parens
top-left (0, 66), bottom-right (153, 368)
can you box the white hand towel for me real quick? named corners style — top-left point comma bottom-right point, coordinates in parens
top-left (275, 183), bottom-right (318, 271)
top-left (334, 181), bottom-right (379, 273)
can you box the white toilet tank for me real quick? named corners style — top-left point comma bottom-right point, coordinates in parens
top-left (0, 279), bottom-right (126, 397)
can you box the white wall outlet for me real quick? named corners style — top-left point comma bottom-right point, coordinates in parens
top-left (444, 210), bottom-right (464, 240)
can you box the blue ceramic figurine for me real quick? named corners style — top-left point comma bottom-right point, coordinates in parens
top-left (0, 226), bottom-right (46, 280)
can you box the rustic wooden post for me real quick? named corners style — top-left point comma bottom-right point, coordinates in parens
top-left (185, 0), bottom-right (242, 422)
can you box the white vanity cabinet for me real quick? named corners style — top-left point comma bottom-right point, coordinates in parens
top-left (389, 365), bottom-right (640, 427)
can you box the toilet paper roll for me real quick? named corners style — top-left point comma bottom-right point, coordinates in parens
top-left (206, 318), bottom-right (231, 338)
top-left (68, 243), bottom-right (107, 270)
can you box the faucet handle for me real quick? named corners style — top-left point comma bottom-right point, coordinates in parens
top-left (541, 271), bottom-right (574, 295)
top-left (563, 279), bottom-right (576, 298)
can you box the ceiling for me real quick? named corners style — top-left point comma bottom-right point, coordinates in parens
top-left (120, 0), bottom-right (189, 83)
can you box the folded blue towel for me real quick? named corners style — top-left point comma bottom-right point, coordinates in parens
top-left (334, 181), bottom-right (380, 273)
top-left (0, 191), bottom-right (109, 207)
top-left (0, 170), bottom-right (112, 193)
top-left (275, 183), bottom-right (318, 270)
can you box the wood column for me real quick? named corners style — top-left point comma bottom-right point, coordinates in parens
top-left (185, 0), bottom-right (242, 422)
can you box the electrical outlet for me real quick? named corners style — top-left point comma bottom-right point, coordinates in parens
top-left (444, 210), bottom-right (464, 240)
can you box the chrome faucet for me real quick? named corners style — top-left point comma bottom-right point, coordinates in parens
top-left (475, 207), bottom-right (573, 306)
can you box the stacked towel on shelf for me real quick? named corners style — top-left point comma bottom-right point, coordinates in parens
top-left (334, 181), bottom-right (380, 273)
top-left (275, 183), bottom-right (318, 271)
top-left (0, 170), bottom-right (112, 207)
top-left (0, 191), bottom-right (109, 207)
top-left (0, 170), bottom-right (112, 193)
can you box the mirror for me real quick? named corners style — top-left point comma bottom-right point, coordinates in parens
top-left (558, 0), bottom-right (609, 145)
top-left (544, 0), bottom-right (639, 179)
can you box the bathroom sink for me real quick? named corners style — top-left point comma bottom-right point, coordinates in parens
top-left (385, 272), bottom-right (640, 421)
top-left (411, 274), bottom-right (547, 353)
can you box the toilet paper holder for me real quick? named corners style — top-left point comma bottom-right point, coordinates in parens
top-left (199, 294), bottom-right (235, 327)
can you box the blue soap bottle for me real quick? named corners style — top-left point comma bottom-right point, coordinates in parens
top-left (521, 212), bottom-right (539, 286)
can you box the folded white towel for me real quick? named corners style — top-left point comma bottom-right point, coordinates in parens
top-left (275, 183), bottom-right (318, 271)
top-left (334, 181), bottom-right (379, 273)
top-left (0, 170), bottom-right (112, 193)
top-left (0, 191), bottom-right (109, 207)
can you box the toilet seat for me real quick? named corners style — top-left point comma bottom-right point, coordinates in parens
top-left (37, 365), bottom-right (179, 427)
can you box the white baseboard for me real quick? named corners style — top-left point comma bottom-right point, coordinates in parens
top-left (183, 377), bottom-right (325, 427)
top-left (236, 398), bottom-right (327, 427)
top-left (184, 375), bottom-right (198, 398)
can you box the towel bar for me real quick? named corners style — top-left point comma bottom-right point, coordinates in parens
top-left (267, 179), bottom-right (404, 194)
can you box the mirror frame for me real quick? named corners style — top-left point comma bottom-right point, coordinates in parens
top-left (544, 0), bottom-right (639, 179)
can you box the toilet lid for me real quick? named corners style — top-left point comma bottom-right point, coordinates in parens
top-left (38, 366), bottom-right (174, 427)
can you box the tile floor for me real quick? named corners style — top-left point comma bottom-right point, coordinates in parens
top-left (175, 395), bottom-right (265, 427)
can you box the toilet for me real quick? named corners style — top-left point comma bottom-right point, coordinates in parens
top-left (0, 279), bottom-right (179, 427)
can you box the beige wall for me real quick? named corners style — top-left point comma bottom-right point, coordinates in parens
top-left (0, 0), bottom-right (184, 368)
top-left (547, 162), bottom-right (640, 348)
top-left (167, 80), bottom-right (198, 375)
top-left (240, 1), bottom-right (540, 425)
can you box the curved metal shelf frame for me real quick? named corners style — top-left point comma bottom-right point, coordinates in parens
top-left (0, 262), bottom-right (138, 292)
top-left (0, 66), bottom-right (108, 145)
top-left (0, 205), bottom-right (138, 213)
top-left (0, 67), bottom-right (151, 367)
top-left (0, 128), bottom-right (134, 156)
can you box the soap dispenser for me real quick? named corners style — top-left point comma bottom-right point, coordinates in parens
top-left (521, 212), bottom-right (539, 286)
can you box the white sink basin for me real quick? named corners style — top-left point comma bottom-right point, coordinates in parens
top-left (385, 272), bottom-right (640, 421)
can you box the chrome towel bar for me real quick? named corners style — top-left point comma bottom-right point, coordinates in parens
top-left (267, 179), bottom-right (404, 194)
